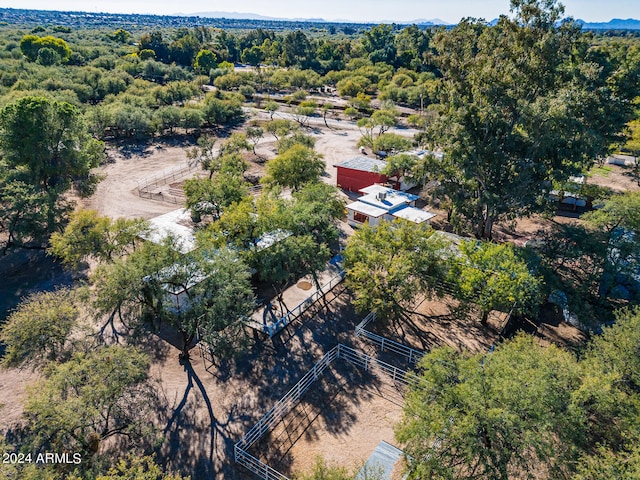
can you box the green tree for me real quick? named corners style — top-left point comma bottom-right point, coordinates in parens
top-left (150, 248), bottom-right (255, 358)
top-left (183, 173), bottom-right (249, 221)
top-left (35, 46), bottom-right (61, 66)
top-left (277, 131), bottom-right (315, 154)
top-left (23, 346), bottom-right (153, 457)
top-left (572, 307), bottom-right (640, 454)
top-left (450, 240), bottom-right (542, 324)
top-left (110, 29), bottom-right (131, 43)
top-left (586, 306), bottom-right (640, 395)
top-left (574, 446), bottom-right (640, 480)
top-left (0, 177), bottom-right (72, 254)
top-left (202, 91), bottom-right (244, 127)
top-left (292, 100), bottom-right (317, 128)
top-left (194, 49), bottom-right (218, 74)
top-left (187, 133), bottom-right (248, 178)
top-left (262, 144), bottom-right (325, 191)
top-left (287, 182), bottom-right (345, 246)
top-left (138, 31), bottom-right (169, 62)
top-left (582, 191), bottom-right (640, 299)
top-left (96, 454), bottom-right (189, 480)
top-left (0, 289), bottom-right (78, 368)
top-left (245, 125), bottom-right (263, 155)
top-left (241, 45), bottom-right (263, 66)
top-left (356, 108), bottom-right (398, 149)
top-left (397, 334), bottom-right (585, 480)
top-left (382, 153), bottom-right (420, 184)
top-left (253, 234), bottom-right (330, 294)
top-left (371, 133), bottom-right (411, 155)
top-left (344, 220), bottom-right (450, 319)
top-left (0, 96), bottom-right (104, 252)
top-left (264, 100), bottom-right (279, 120)
top-left (265, 118), bottom-right (292, 141)
top-left (362, 24), bottom-right (397, 65)
top-left (0, 96), bottom-right (103, 190)
top-left (20, 34), bottom-right (72, 62)
top-left (49, 210), bottom-right (148, 267)
top-left (426, 0), bottom-right (639, 238)
top-left (622, 117), bottom-right (640, 186)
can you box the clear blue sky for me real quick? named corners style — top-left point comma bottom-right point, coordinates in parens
top-left (0, 0), bottom-right (637, 24)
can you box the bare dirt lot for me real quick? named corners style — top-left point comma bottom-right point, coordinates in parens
top-left (371, 296), bottom-right (506, 355)
top-left (80, 138), bottom-right (196, 219)
top-left (254, 362), bottom-right (405, 478)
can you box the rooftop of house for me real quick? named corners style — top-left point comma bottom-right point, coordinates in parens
top-left (392, 205), bottom-right (437, 224)
top-left (141, 208), bottom-right (196, 254)
top-left (346, 200), bottom-right (389, 218)
top-left (335, 156), bottom-right (388, 173)
top-left (358, 185), bottom-right (419, 212)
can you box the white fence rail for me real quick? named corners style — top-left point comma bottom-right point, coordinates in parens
top-left (355, 312), bottom-right (426, 364)
top-left (137, 163), bottom-right (197, 202)
top-left (264, 271), bottom-right (345, 337)
top-left (234, 343), bottom-right (420, 480)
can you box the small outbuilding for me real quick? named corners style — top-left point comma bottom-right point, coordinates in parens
top-left (139, 209), bottom-right (196, 254)
top-left (335, 156), bottom-right (388, 192)
top-left (346, 185), bottom-right (436, 227)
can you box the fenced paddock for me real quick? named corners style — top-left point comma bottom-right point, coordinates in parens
top-left (359, 295), bottom-right (510, 355)
top-left (355, 312), bottom-right (426, 365)
top-left (245, 268), bottom-right (346, 338)
top-left (234, 344), bottom-right (424, 480)
top-left (137, 163), bottom-right (198, 203)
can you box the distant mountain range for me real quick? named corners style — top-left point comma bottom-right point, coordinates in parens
top-left (182, 11), bottom-right (640, 29)
top-left (181, 11), bottom-right (451, 25)
top-left (575, 18), bottom-right (640, 30)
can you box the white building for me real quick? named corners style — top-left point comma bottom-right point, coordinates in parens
top-left (346, 185), bottom-right (436, 228)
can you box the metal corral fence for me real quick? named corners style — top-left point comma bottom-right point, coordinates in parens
top-left (355, 312), bottom-right (426, 364)
top-left (262, 270), bottom-right (345, 338)
top-left (234, 343), bottom-right (423, 480)
top-left (137, 163), bottom-right (198, 203)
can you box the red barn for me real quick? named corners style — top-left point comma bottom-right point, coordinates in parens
top-left (335, 157), bottom-right (389, 192)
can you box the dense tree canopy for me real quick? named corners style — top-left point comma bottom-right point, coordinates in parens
top-left (262, 144), bottom-right (325, 191)
top-left (0, 289), bottom-right (79, 367)
top-left (49, 210), bottom-right (149, 267)
top-left (344, 220), bottom-right (451, 319)
top-left (398, 307), bottom-right (640, 480)
top-left (424, 0), bottom-right (640, 238)
top-left (450, 240), bottom-right (542, 323)
top-left (23, 346), bottom-right (152, 457)
top-left (397, 335), bottom-right (585, 479)
top-left (0, 96), bottom-right (104, 252)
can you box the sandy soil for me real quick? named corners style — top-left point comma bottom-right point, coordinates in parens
top-left (0, 368), bottom-right (40, 429)
top-left (256, 363), bottom-right (405, 478)
top-left (80, 139), bottom-right (196, 220)
top-left (371, 296), bottom-right (506, 355)
top-left (588, 163), bottom-right (639, 193)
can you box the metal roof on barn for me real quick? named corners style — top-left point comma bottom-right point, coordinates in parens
top-left (335, 156), bottom-right (388, 173)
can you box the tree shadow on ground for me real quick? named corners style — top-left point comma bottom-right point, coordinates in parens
top-left (0, 250), bottom-right (79, 322)
top-left (109, 135), bottom-right (198, 160)
top-left (195, 289), bottom-right (394, 477)
top-left (156, 358), bottom-right (218, 478)
top-left (251, 362), bottom-right (403, 478)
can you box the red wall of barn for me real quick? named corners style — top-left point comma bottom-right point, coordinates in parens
top-left (336, 167), bottom-right (388, 192)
